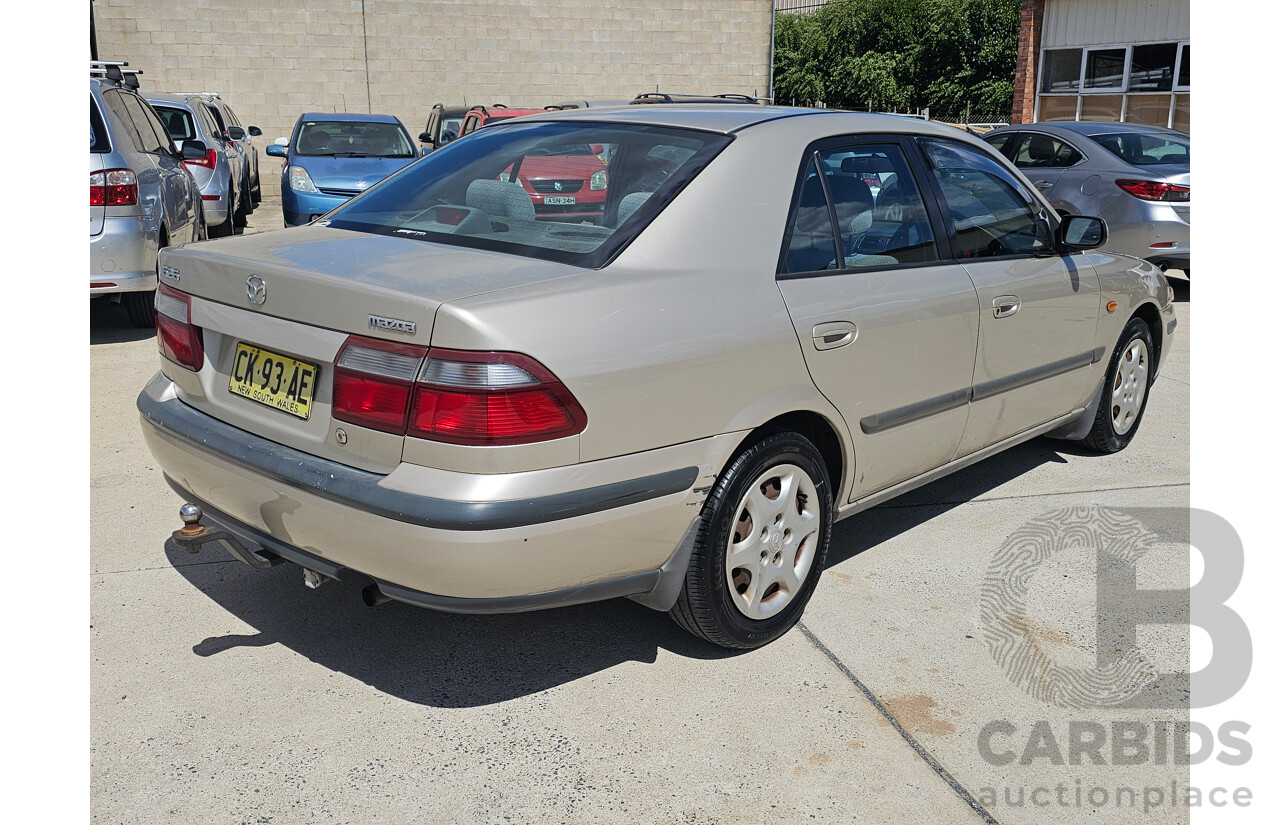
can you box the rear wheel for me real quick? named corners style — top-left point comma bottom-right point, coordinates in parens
top-left (670, 431), bottom-right (833, 649)
top-left (1079, 317), bottom-right (1154, 453)
top-left (233, 187), bottom-right (248, 228)
top-left (124, 230), bottom-right (164, 328)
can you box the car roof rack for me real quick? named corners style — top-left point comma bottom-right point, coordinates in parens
top-left (630, 92), bottom-right (764, 105)
top-left (172, 92), bottom-right (222, 100)
top-left (90, 60), bottom-right (143, 90)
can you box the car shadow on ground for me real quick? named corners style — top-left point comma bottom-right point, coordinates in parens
top-left (90, 298), bottom-right (155, 344)
top-left (165, 435), bottom-right (1081, 709)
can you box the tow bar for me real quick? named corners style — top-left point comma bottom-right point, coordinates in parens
top-left (171, 502), bottom-right (282, 570)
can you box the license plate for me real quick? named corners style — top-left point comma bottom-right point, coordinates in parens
top-left (543, 196), bottom-right (576, 205)
top-left (229, 343), bottom-right (319, 420)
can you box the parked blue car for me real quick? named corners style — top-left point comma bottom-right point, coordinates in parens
top-left (266, 113), bottom-right (419, 226)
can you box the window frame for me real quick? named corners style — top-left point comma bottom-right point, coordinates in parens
top-left (1173, 41), bottom-right (1190, 92)
top-left (1080, 44), bottom-right (1131, 94)
top-left (913, 136), bottom-right (1059, 264)
top-left (775, 134), bottom-right (954, 280)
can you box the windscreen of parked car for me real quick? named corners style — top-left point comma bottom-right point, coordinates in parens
top-left (153, 105), bottom-right (197, 142)
top-left (439, 117), bottom-right (463, 145)
top-left (1092, 132), bottom-right (1189, 166)
top-left (294, 120), bottom-right (417, 158)
top-left (323, 120), bottom-right (731, 268)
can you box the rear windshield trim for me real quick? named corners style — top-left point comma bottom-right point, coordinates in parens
top-left (90, 95), bottom-right (111, 153)
top-left (323, 121), bottom-right (734, 270)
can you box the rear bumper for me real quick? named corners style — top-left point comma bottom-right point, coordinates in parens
top-left (90, 216), bottom-right (156, 294)
top-left (201, 189), bottom-right (231, 226)
top-left (137, 372), bottom-right (730, 607)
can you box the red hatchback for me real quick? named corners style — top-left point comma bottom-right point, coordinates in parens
top-left (458, 105), bottom-right (609, 222)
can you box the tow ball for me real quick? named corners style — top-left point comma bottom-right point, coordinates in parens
top-left (171, 502), bottom-right (282, 570)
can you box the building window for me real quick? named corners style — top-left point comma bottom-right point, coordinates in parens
top-left (1083, 48), bottom-right (1126, 91)
top-left (1129, 43), bottom-right (1178, 92)
top-left (1041, 48), bottom-right (1083, 93)
top-left (1036, 42), bottom-right (1189, 131)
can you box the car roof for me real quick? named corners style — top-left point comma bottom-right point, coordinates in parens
top-left (432, 103), bottom-right (471, 115)
top-left (145, 92), bottom-right (200, 107)
top-left (490, 105), bottom-right (967, 137)
top-left (298, 112), bottom-right (403, 123)
top-left (988, 121), bottom-right (1186, 139)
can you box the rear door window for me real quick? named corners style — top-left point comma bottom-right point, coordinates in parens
top-left (818, 144), bottom-right (939, 267)
top-left (918, 138), bottom-right (1051, 260)
top-left (1010, 133), bottom-right (1082, 168)
top-left (153, 105), bottom-right (196, 142)
top-left (782, 158), bottom-right (839, 274)
top-left (121, 93), bottom-right (171, 155)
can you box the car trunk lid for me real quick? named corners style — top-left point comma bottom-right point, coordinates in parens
top-left (158, 226), bottom-right (581, 471)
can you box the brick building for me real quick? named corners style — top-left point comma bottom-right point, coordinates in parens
top-left (1011, 0), bottom-right (1189, 131)
top-left (92, 0), bottom-right (774, 195)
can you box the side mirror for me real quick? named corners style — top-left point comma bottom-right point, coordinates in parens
top-left (590, 143), bottom-right (605, 155)
top-left (248, 126), bottom-right (262, 137)
top-left (265, 144), bottom-right (288, 158)
top-left (418, 131), bottom-right (433, 145)
top-left (181, 139), bottom-right (208, 161)
top-left (226, 125), bottom-right (246, 141)
top-left (1059, 215), bottom-right (1107, 250)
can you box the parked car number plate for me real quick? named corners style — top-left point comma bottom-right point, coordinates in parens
top-left (543, 196), bottom-right (576, 205)
top-left (229, 343), bottom-right (318, 420)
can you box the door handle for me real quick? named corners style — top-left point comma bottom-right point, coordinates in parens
top-left (1032, 179), bottom-right (1053, 190)
top-left (993, 296), bottom-right (1021, 319)
top-left (812, 322), bottom-right (857, 350)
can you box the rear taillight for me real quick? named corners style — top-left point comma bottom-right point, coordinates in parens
top-left (155, 284), bottom-right (204, 371)
top-left (330, 340), bottom-right (587, 444)
top-left (1115, 179), bottom-right (1190, 202)
top-left (89, 168), bottom-right (138, 206)
top-left (409, 349), bottom-right (587, 445)
top-left (332, 337), bottom-right (429, 434)
top-left (182, 147), bottom-right (218, 170)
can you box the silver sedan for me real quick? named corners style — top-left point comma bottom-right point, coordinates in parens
top-left (138, 106), bottom-right (1175, 649)
top-left (983, 122), bottom-right (1190, 276)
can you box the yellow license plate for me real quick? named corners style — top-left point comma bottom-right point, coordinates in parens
top-left (229, 343), bottom-right (319, 420)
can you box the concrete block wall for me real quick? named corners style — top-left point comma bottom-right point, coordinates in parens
top-left (94, 0), bottom-right (774, 196)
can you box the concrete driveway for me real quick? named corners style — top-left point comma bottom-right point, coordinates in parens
top-left (92, 203), bottom-right (1191, 823)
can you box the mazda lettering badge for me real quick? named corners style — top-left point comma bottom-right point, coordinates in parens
top-left (246, 275), bottom-right (267, 305)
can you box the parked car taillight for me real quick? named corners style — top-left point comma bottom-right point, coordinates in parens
top-left (331, 339), bottom-right (587, 444)
top-left (155, 284), bottom-right (204, 371)
top-left (332, 337), bottom-right (429, 434)
top-left (409, 349), bottom-right (587, 445)
top-left (90, 168), bottom-right (138, 206)
top-left (182, 147), bottom-right (218, 170)
top-left (1115, 179), bottom-right (1190, 202)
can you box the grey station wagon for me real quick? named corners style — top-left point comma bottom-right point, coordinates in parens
top-left (138, 106), bottom-right (1175, 649)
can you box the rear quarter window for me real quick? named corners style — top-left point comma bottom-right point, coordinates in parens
top-left (90, 96), bottom-right (110, 152)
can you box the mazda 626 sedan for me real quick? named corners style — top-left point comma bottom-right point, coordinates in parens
top-left (138, 106), bottom-right (1176, 649)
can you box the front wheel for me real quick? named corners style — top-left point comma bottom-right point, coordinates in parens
top-left (1079, 317), bottom-right (1154, 453)
top-left (670, 432), bottom-right (833, 649)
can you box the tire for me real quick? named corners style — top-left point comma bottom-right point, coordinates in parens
top-left (670, 431), bottom-right (834, 649)
top-left (233, 187), bottom-right (248, 228)
top-left (1079, 317), bottom-right (1154, 453)
top-left (208, 214), bottom-right (233, 238)
top-left (122, 290), bottom-right (156, 328)
top-left (251, 172), bottom-right (262, 205)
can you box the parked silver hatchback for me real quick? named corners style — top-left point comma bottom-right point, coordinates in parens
top-left (147, 93), bottom-right (241, 238)
top-left (139, 107), bottom-right (1175, 648)
top-left (90, 63), bottom-right (203, 327)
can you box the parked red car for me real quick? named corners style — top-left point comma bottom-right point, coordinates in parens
top-left (458, 105), bottom-right (609, 222)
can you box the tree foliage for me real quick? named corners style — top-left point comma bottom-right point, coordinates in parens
top-left (772, 0), bottom-right (1020, 121)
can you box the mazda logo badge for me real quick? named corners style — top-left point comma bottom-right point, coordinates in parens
top-left (246, 275), bottom-right (267, 305)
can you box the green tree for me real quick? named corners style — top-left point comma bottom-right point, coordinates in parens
top-left (772, 0), bottom-right (1020, 121)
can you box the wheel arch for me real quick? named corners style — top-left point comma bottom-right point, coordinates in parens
top-left (727, 410), bottom-right (847, 499)
top-left (1131, 300), bottom-right (1164, 375)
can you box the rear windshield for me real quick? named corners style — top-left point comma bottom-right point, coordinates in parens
top-left (323, 121), bottom-right (731, 268)
top-left (1092, 132), bottom-right (1189, 166)
top-left (90, 96), bottom-right (110, 152)
top-left (152, 105), bottom-right (196, 142)
top-left (294, 120), bottom-right (416, 158)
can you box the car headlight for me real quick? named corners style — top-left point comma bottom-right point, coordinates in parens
top-left (590, 169), bottom-right (607, 191)
top-left (288, 166), bottom-right (318, 193)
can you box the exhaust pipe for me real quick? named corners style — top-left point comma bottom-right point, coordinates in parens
top-left (362, 583), bottom-right (392, 607)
